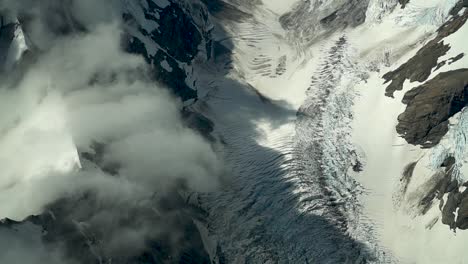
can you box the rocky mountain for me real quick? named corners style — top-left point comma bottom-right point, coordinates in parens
top-left (0, 1), bottom-right (217, 263)
top-left (0, 0), bottom-right (468, 263)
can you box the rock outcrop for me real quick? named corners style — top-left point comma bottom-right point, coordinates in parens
top-left (398, 0), bottom-right (410, 8)
top-left (396, 69), bottom-right (468, 147)
top-left (124, 0), bottom-right (214, 101)
top-left (383, 2), bottom-right (468, 98)
top-left (0, 1), bottom-right (219, 263)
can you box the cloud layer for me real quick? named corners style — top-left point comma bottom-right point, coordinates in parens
top-left (0, 0), bottom-right (221, 261)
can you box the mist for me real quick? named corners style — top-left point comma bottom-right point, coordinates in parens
top-left (0, 0), bottom-right (222, 261)
top-left (0, 224), bottom-right (72, 264)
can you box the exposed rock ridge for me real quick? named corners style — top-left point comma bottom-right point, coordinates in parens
top-left (124, 0), bottom-right (214, 101)
top-left (396, 69), bottom-right (468, 148)
top-left (398, 0), bottom-right (410, 8)
top-left (383, 2), bottom-right (468, 98)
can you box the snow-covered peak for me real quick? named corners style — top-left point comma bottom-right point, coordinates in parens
top-left (0, 0), bottom-right (468, 263)
top-left (0, 15), bottom-right (28, 71)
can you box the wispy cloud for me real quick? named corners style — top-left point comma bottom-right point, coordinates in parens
top-left (0, 0), bottom-right (221, 261)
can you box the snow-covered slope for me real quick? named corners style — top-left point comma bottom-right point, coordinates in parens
top-left (1, 0), bottom-right (468, 263)
top-left (190, 0), bottom-right (468, 263)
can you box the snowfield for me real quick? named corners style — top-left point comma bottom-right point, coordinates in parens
top-left (0, 0), bottom-right (467, 263)
top-left (191, 0), bottom-right (468, 263)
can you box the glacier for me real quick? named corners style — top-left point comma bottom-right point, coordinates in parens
top-left (0, 0), bottom-right (468, 263)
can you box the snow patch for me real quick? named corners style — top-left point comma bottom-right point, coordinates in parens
top-left (153, 0), bottom-right (170, 9)
top-left (393, 0), bottom-right (459, 27)
top-left (160, 59), bottom-right (173, 72)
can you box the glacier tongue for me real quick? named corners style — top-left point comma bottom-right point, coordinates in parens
top-left (191, 0), bottom-right (468, 263)
top-left (0, 0), bottom-right (467, 263)
top-left (189, 1), bottom-right (390, 262)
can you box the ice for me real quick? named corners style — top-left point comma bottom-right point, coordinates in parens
top-left (431, 11), bottom-right (468, 74)
top-left (0, 0), bottom-right (466, 262)
top-left (392, 0), bottom-right (459, 27)
top-left (160, 59), bottom-right (173, 72)
top-left (348, 1), bottom-right (468, 263)
top-left (365, 0), bottom-right (398, 23)
top-left (431, 109), bottom-right (468, 183)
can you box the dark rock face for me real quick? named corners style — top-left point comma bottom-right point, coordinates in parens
top-left (416, 171), bottom-right (448, 215)
top-left (3, 137), bottom-right (213, 263)
top-left (442, 190), bottom-right (461, 229)
top-left (449, 53), bottom-right (465, 65)
top-left (399, 0), bottom-right (410, 8)
top-left (456, 192), bottom-right (468, 229)
top-left (431, 155), bottom-right (468, 231)
top-left (325, 0), bottom-right (369, 27)
top-left (0, 193), bottom-right (211, 264)
top-left (405, 157), bottom-right (455, 217)
top-left (0, 1), bottom-right (220, 263)
top-left (126, 35), bottom-right (198, 101)
top-left (396, 69), bottom-right (468, 147)
top-left (396, 156), bottom-right (466, 227)
top-left (383, 3), bottom-right (468, 97)
top-left (400, 162), bottom-right (418, 197)
top-left (129, 1), bottom-right (203, 63)
top-left (5, 0), bottom-right (212, 102)
top-left (384, 41), bottom-right (450, 98)
top-left (124, 0), bottom-right (213, 101)
top-left (199, 0), bottom-right (253, 21)
top-left (0, 19), bottom-right (18, 69)
top-left (388, 1), bottom-right (468, 231)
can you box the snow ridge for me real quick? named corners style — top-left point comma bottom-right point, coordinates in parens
top-left (393, 0), bottom-right (460, 26)
top-left (365, 0), bottom-right (398, 23)
top-left (294, 36), bottom-right (395, 263)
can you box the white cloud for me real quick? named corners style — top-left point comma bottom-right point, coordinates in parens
top-left (0, 0), bottom-right (221, 260)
